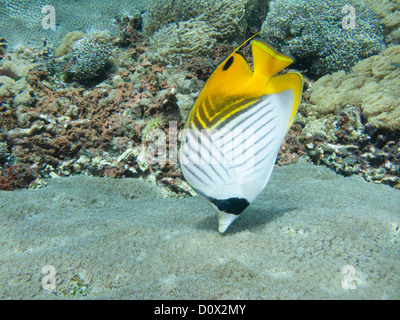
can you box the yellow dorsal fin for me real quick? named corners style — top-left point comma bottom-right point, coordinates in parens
top-left (185, 52), bottom-right (255, 129)
top-left (251, 39), bottom-right (303, 130)
top-left (186, 34), bottom-right (302, 130)
top-left (251, 39), bottom-right (294, 81)
top-left (197, 32), bottom-right (261, 102)
top-left (203, 52), bottom-right (253, 101)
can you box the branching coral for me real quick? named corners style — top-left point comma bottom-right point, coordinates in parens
top-left (260, 0), bottom-right (386, 78)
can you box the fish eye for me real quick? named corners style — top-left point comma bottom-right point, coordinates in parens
top-left (222, 56), bottom-right (234, 71)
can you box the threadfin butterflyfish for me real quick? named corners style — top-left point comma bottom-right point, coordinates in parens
top-left (179, 35), bottom-right (303, 233)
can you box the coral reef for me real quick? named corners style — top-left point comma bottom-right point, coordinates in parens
top-left (147, 19), bottom-right (216, 65)
top-left (143, 0), bottom-right (200, 36)
top-left (144, 0), bottom-right (263, 39)
top-left (0, 141), bottom-right (9, 163)
top-left (0, 36), bottom-right (203, 193)
top-left (0, 37), bottom-right (6, 60)
top-left (260, 0), bottom-right (386, 78)
top-left (277, 123), bottom-right (307, 166)
top-left (305, 120), bottom-right (400, 189)
top-left (364, 0), bottom-right (400, 44)
top-left (54, 31), bottom-right (85, 57)
top-left (145, 0), bottom-right (268, 65)
top-left (0, 0), bottom-right (147, 48)
top-left (0, 75), bottom-right (36, 109)
top-left (0, 0), bottom-right (398, 194)
top-left (0, 47), bottom-right (42, 78)
top-left (114, 13), bottom-right (144, 48)
top-left (0, 68), bottom-right (19, 80)
top-left (0, 163), bottom-right (37, 191)
top-left (63, 30), bottom-right (113, 84)
top-left (297, 46), bottom-right (400, 189)
top-left (308, 46), bottom-right (400, 131)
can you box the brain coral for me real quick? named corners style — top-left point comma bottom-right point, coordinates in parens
top-left (260, 0), bottom-right (386, 78)
top-left (0, 0), bottom-right (147, 48)
top-left (308, 45), bottom-right (400, 131)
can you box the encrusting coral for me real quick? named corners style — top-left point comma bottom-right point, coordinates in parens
top-left (296, 45), bottom-right (400, 189)
top-left (0, 0), bottom-right (146, 48)
top-left (147, 19), bottom-right (217, 65)
top-left (54, 31), bottom-right (85, 57)
top-left (364, 0), bottom-right (400, 44)
top-left (308, 45), bottom-right (400, 131)
top-left (145, 0), bottom-right (267, 65)
top-left (260, 0), bottom-right (386, 78)
top-left (144, 0), bottom-right (263, 39)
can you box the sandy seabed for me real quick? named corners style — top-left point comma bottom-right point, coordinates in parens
top-left (0, 159), bottom-right (399, 299)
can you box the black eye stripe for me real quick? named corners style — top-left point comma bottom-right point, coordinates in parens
top-left (222, 56), bottom-right (234, 71)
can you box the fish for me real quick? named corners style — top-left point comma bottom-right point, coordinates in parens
top-left (179, 35), bottom-right (304, 233)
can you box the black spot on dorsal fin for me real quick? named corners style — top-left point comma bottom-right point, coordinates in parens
top-left (222, 56), bottom-right (234, 71)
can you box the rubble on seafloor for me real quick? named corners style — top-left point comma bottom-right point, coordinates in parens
top-left (0, 18), bottom-right (399, 193)
top-left (295, 104), bottom-right (400, 190)
top-left (283, 95), bottom-right (400, 190)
